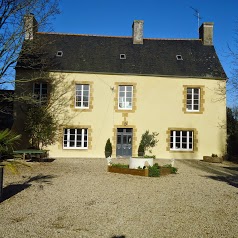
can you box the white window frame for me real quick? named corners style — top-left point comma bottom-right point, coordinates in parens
top-left (63, 128), bottom-right (88, 149)
top-left (75, 84), bottom-right (90, 109)
top-left (186, 88), bottom-right (200, 112)
top-left (33, 82), bottom-right (48, 104)
top-left (118, 85), bottom-right (133, 110)
top-left (170, 130), bottom-right (193, 151)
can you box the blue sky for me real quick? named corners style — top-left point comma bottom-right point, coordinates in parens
top-left (51, 0), bottom-right (238, 106)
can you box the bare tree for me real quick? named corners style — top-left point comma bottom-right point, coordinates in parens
top-left (0, 0), bottom-right (60, 88)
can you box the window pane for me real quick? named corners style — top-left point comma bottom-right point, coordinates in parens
top-left (127, 86), bottom-right (132, 92)
top-left (182, 131), bottom-right (187, 137)
top-left (194, 105), bottom-right (199, 110)
top-left (70, 141), bottom-right (74, 147)
top-left (84, 85), bottom-right (89, 90)
top-left (119, 86), bottom-right (125, 91)
top-left (119, 92), bottom-right (124, 97)
top-left (194, 88), bottom-right (199, 94)
top-left (117, 135), bottom-right (121, 144)
top-left (126, 92), bottom-right (132, 98)
top-left (194, 94), bottom-right (199, 99)
top-left (182, 143), bottom-right (187, 149)
top-left (76, 141), bottom-right (82, 147)
top-left (187, 88), bottom-right (192, 93)
top-left (128, 135), bottom-right (132, 144)
top-left (76, 85), bottom-right (82, 90)
top-left (194, 100), bottom-right (199, 105)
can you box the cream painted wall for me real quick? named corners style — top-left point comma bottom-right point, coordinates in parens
top-left (44, 72), bottom-right (226, 160)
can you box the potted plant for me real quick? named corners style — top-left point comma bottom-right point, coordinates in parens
top-left (0, 129), bottom-right (21, 201)
top-left (130, 130), bottom-right (159, 169)
top-left (104, 138), bottom-right (112, 158)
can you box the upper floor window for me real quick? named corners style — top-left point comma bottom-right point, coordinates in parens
top-left (170, 130), bottom-right (193, 151)
top-left (118, 85), bottom-right (133, 110)
top-left (63, 128), bottom-right (88, 149)
top-left (33, 82), bottom-right (48, 104)
top-left (186, 88), bottom-right (200, 112)
top-left (75, 84), bottom-right (90, 108)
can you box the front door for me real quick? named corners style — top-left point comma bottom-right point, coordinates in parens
top-left (116, 128), bottom-right (133, 157)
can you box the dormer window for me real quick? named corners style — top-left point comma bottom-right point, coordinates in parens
top-left (176, 55), bottom-right (183, 60)
top-left (120, 54), bottom-right (126, 60)
top-left (56, 51), bottom-right (63, 57)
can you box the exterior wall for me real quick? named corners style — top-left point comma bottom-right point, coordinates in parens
top-left (13, 71), bottom-right (227, 160)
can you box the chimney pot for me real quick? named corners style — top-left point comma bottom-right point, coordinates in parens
top-left (199, 22), bottom-right (214, 46)
top-left (132, 20), bottom-right (144, 44)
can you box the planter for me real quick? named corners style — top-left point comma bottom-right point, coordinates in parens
top-left (0, 166), bottom-right (3, 201)
top-left (129, 157), bottom-right (153, 169)
top-left (203, 156), bottom-right (223, 163)
top-left (159, 167), bottom-right (173, 176)
top-left (108, 166), bottom-right (148, 177)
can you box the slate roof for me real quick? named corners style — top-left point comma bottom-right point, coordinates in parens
top-left (17, 32), bottom-right (227, 79)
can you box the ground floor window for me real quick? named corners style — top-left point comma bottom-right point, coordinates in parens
top-left (170, 130), bottom-right (193, 151)
top-left (63, 128), bottom-right (88, 149)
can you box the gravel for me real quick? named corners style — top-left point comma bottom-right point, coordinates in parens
top-left (1, 158), bottom-right (238, 238)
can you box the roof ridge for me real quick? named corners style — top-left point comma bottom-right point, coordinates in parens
top-left (36, 32), bottom-right (200, 41)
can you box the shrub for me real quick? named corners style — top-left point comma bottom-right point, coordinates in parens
top-left (111, 163), bottom-right (129, 168)
top-left (138, 143), bottom-right (145, 156)
top-left (105, 138), bottom-right (112, 158)
top-left (148, 164), bottom-right (160, 177)
top-left (138, 130), bottom-right (159, 156)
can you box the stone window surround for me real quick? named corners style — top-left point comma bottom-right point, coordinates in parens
top-left (114, 82), bottom-right (137, 113)
top-left (70, 81), bottom-right (94, 112)
top-left (58, 125), bottom-right (92, 150)
top-left (166, 127), bottom-right (198, 153)
top-left (182, 85), bottom-right (205, 114)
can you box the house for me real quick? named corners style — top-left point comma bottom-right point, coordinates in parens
top-left (13, 15), bottom-right (227, 159)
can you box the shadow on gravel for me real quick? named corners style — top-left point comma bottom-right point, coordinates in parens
top-left (1, 184), bottom-right (31, 202)
top-left (222, 167), bottom-right (238, 172)
top-left (178, 159), bottom-right (224, 175)
top-left (205, 175), bottom-right (238, 189)
top-left (111, 236), bottom-right (126, 238)
top-left (1, 174), bottom-right (55, 203)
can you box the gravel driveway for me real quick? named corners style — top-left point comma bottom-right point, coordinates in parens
top-left (1, 158), bottom-right (238, 238)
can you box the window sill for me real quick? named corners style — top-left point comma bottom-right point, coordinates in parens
top-left (63, 147), bottom-right (88, 150)
top-left (170, 149), bottom-right (194, 153)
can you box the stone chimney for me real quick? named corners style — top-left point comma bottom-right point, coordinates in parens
top-left (24, 14), bottom-right (38, 40)
top-left (199, 22), bottom-right (214, 46)
top-left (132, 20), bottom-right (144, 44)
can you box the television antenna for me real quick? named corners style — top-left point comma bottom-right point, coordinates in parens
top-left (190, 7), bottom-right (202, 34)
